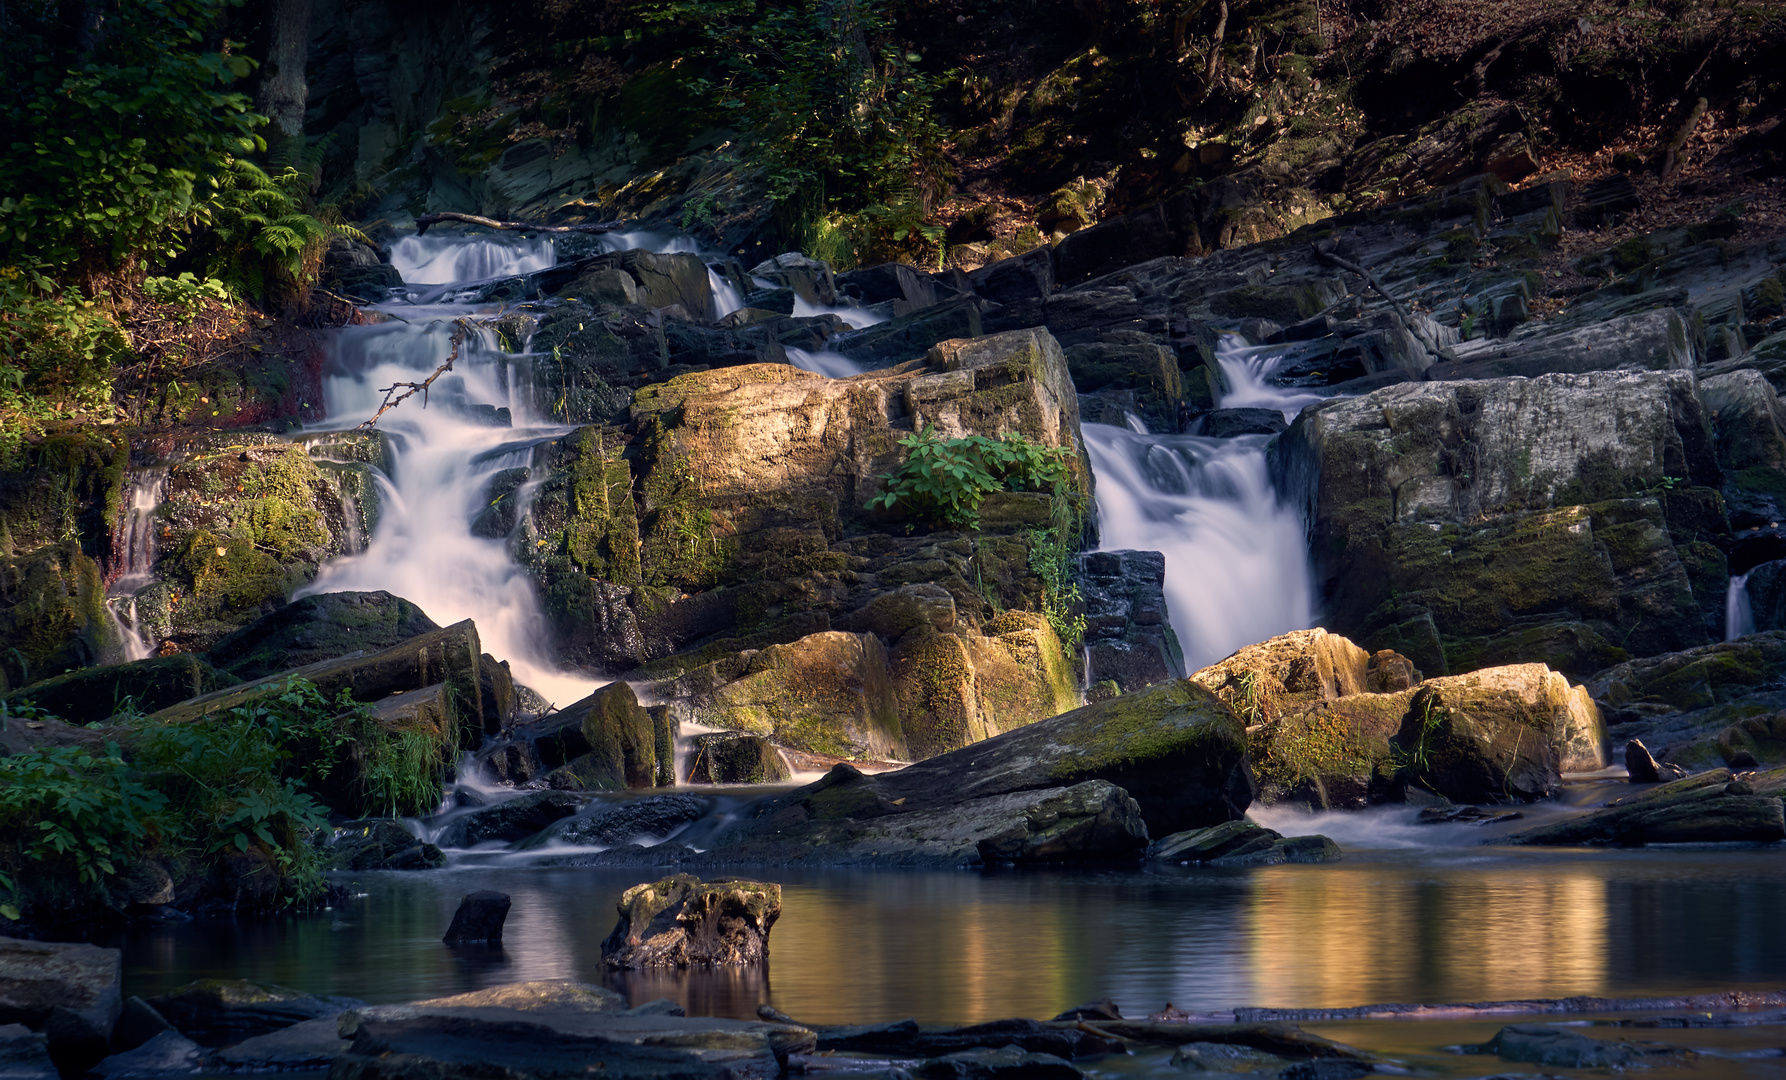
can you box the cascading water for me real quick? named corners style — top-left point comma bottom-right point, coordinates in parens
top-left (103, 470), bottom-right (167, 662)
top-left (1085, 335), bottom-right (1319, 673)
top-left (787, 347), bottom-right (867, 378)
top-left (1727, 573), bottom-right (1755, 641)
top-left (299, 241), bottom-right (603, 708)
top-left (388, 234), bottom-right (556, 287)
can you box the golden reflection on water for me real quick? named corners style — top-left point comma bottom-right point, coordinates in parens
top-left (1243, 863), bottom-right (1608, 1008)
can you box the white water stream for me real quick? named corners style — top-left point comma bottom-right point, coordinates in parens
top-left (1727, 572), bottom-right (1755, 641)
top-left (103, 470), bottom-right (167, 662)
top-left (1086, 335), bottom-right (1319, 673)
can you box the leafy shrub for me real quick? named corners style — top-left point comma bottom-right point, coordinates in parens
top-left (869, 426), bottom-right (1074, 529)
top-left (0, 744), bottom-right (168, 893)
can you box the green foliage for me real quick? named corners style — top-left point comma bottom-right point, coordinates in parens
top-left (0, 0), bottom-right (264, 276)
top-left (0, 744), bottom-right (168, 887)
top-left (869, 426), bottom-right (1074, 529)
top-left (189, 161), bottom-right (332, 298)
top-left (0, 679), bottom-right (446, 919)
top-left (1028, 500), bottom-right (1088, 652)
top-left (141, 273), bottom-right (235, 322)
top-left (1391, 689), bottom-right (1449, 780)
top-left (647, 0), bottom-right (947, 265)
top-left (0, 271), bottom-right (130, 454)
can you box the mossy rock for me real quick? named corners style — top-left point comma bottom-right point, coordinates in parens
top-left (685, 731), bottom-right (791, 785)
top-left (206, 591), bottom-right (441, 681)
top-left (569, 680), bottom-right (661, 790)
top-left (0, 542), bottom-right (114, 692)
top-left (8, 654), bottom-right (239, 724)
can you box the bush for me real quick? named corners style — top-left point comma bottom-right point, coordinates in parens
top-left (0, 679), bottom-right (447, 921)
top-left (869, 426), bottom-right (1074, 529)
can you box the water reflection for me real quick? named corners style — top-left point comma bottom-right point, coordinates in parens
top-left (114, 851), bottom-right (1786, 1025)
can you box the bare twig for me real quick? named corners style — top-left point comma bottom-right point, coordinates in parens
top-left (357, 320), bottom-right (470, 428)
top-left (414, 212), bottom-right (628, 236)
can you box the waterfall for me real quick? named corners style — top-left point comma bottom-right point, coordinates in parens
top-left (103, 470), bottom-right (166, 662)
top-left (388, 234), bottom-right (557, 286)
top-left (787, 347), bottom-right (867, 378)
top-left (1085, 335), bottom-right (1320, 673)
top-left (300, 248), bottom-right (604, 707)
top-left (1727, 573), bottom-right (1755, 641)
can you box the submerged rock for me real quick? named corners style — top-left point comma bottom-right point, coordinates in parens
top-left (915, 1046), bottom-right (1084, 1078)
top-left (87, 1031), bottom-right (205, 1078)
top-left (145, 980), bottom-right (362, 1046)
top-left (442, 891), bottom-right (511, 945)
top-left (600, 875), bottom-right (781, 969)
top-left (1473, 1024), bottom-right (1682, 1067)
top-left (529, 795), bottom-right (710, 849)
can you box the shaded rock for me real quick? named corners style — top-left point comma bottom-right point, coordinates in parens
top-left (436, 791), bottom-right (579, 847)
top-left (562, 268), bottom-right (637, 307)
top-left (0, 937), bottom-right (120, 1035)
top-left (536, 795), bottom-right (709, 848)
top-left (112, 999), bottom-right (176, 1054)
top-left (817, 1017), bottom-right (1118, 1060)
top-left (1427, 308), bottom-right (1697, 380)
top-left (975, 780), bottom-right (1150, 864)
top-left (1625, 738), bottom-right (1679, 783)
top-left (553, 681), bottom-right (661, 791)
top-left (967, 248), bottom-right (1055, 304)
top-left (1414, 806), bottom-right (1522, 825)
top-left (1051, 1000), bottom-right (1122, 1022)
top-left (1172, 1042), bottom-right (1288, 1072)
top-left (833, 584), bottom-right (956, 643)
top-left (600, 875), bottom-right (780, 968)
top-left (340, 983), bottom-right (625, 1034)
top-left (1474, 1024), bottom-right (1678, 1068)
top-left (1191, 409), bottom-right (1289, 438)
top-left (442, 891), bottom-right (510, 945)
top-left (0, 1025), bottom-right (55, 1080)
top-left (684, 732), bottom-right (790, 785)
top-left (915, 1047), bottom-right (1082, 1079)
top-left (87, 1031), bottom-right (204, 1078)
top-left (145, 980), bottom-right (361, 1045)
top-left (1149, 821), bottom-right (1340, 866)
top-left (212, 1015), bottom-right (348, 1070)
top-left (1502, 769), bottom-right (1786, 845)
top-left (564, 250), bottom-right (715, 321)
top-left (205, 591), bottom-right (440, 682)
top-left (42, 1006), bottom-right (110, 1071)
top-left (322, 820), bottom-right (446, 873)
top-left (5, 656), bottom-right (236, 725)
top-left (751, 251), bottom-right (837, 307)
top-left (835, 299), bottom-right (983, 365)
top-left (1080, 550), bottom-right (1186, 696)
top-left (835, 264), bottom-right (938, 311)
top-left (1278, 1062), bottom-right (1371, 1080)
top-left (331, 1005), bottom-right (809, 1080)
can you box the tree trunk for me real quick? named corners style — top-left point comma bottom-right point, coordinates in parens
top-left (258, 0), bottom-right (312, 166)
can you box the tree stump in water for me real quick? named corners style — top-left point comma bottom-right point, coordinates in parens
top-left (600, 876), bottom-right (780, 968)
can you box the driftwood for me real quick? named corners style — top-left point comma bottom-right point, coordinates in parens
top-left (1312, 238), bottom-right (1454, 363)
top-left (357, 319), bottom-right (470, 428)
top-left (414, 212), bottom-right (628, 236)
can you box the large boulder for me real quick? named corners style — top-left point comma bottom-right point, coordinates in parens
top-left (206, 591), bottom-right (440, 681)
top-left (1274, 370), bottom-right (1725, 678)
top-left (0, 938), bottom-right (120, 1035)
top-left (1192, 630), bottom-right (1604, 807)
top-left (5, 655), bottom-right (237, 724)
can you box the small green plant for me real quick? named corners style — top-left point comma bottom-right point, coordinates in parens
top-left (0, 744), bottom-right (169, 888)
top-left (1391, 689), bottom-right (1449, 779)
top-left (141, 273), bottom-right (235, 322)
top-left (869, 426), bottom-right (1073, 529)
top-left (1027, 522), bottom-right (1087, 652)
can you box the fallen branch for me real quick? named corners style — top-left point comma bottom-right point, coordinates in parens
top-left (1312, 238), bottom-right (1454, 363)
top-left (357, 320), bottom-right (470, 428)
top-left (414, 212), bottom-right (628, 236)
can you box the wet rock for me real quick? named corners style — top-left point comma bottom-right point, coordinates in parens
top-left (975, 780), bottom-right (1150, 864)
top-left (532, 795), bottom-right (710, 848)
top-left (836, 264), bottom-right (939, 311)
top-left (600, 875), bottom-right (781, 968)
top-left (751, 251), bottom-right (837, 307)
top-left (1150, 821), bottom-right (1340, 866)
top-left (0, 937), bottom-right (120, 1036)
top-left (442, 891), bottom-right (511, 945)
top-left (817, 1017), bottom-right (1117, 1060)
top-left (1278, 1061), bottom-right (1371, 1080)
top-left (436, 791), bottom-right (579, 847)
top-left (684, 732), bottom-right (791, 785)
top-left (1062, 343), bottom-right (1183, 433)
top-left (916, 1047), bottom-right (1083, 1079)
top-left (1274, 370), bottom-right (1723, 678)
top-left (1079, 550), bottom-right (1184, 696)
top-left (333, 1005), bottom-right (808, 1080)
top-left (1474, 1024), bottom-right (1678, 1067)
top-left (545, 681), bottom-right (662, 791)
top-left (1414, 806), bottom-right (1522, 825)
top-left (340, 982), bottom-right (626, 1034)
top-left (562, 268), bottom-right (637, 307)
top-left (212, 1015), bottom-right (348, 1070)
top-left (1052, 1000), bottom-right (1123, 1022)
top-left (1503, 769), bottom-right (1786, 845)
top-left (42, 1006), bottom-right (110, 1071)
top-left (1428, 308), bottom-right (1697, 380)
top-left (5, 656), bottom-right (237, 725)
top-left (968, 248), bottom-right (1055, 304)
top-left (562, 250), bottom-right (715, 320)
top-left (1172, 1041), bottom-right (1288, 1071)
top-left (112, 999), bottom-right (176, 1053)
top-left (0, 1025), bottom-right (55, 1080)
top-left (835, 299), bottom-right (983, 365)
top-left (1625, 738), bottom-right (1679, 783)
top-left (87, 1031), bottom-right (204, 1078)
top-left (1191, 408), bottom-right (1289, 438)
top-left (145, 980), bottom-right (361, 1045)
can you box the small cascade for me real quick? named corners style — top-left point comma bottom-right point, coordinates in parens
top-left (301, 249), bottom-right (605, 707)
top-left (787, 347), bottom-right (868, 378)
top-left (388, 234), bottom-right (556, 286)
top-left (1084, 334), bottom-right (1322, 672)
top-left (1727, 573), bottom-right (1756, 641)
top-left (103, 470), bottom-right (166, 662)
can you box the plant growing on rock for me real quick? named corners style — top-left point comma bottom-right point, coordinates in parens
top-left (869, 426), bottom-right (1073, 529)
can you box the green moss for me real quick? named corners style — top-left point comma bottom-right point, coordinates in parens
top-left (564, 427), bottom-right (642, 585)
top-left (1046, 679), bottom-right (1240, 780)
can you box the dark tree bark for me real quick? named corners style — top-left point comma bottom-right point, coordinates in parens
top-left (257, 0), bottom-right (312, 164)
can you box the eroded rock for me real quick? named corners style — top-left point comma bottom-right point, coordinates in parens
top-left (600, 876), bottom-right (781, 969)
